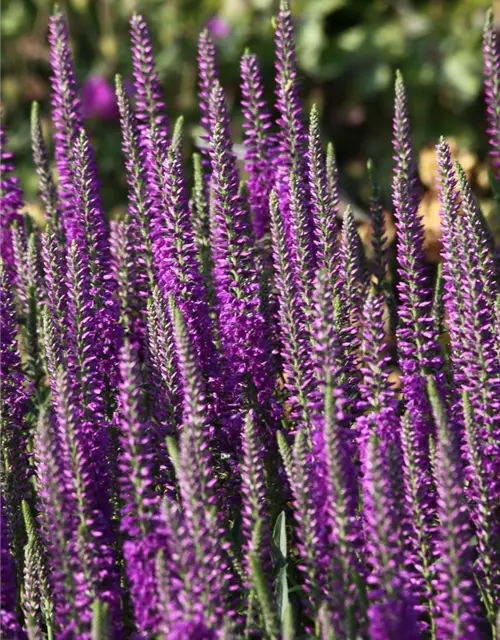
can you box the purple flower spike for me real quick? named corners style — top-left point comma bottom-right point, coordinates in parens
top-left (146, 284), bottom-right (183, 435)
top-left (117, 341), bottom-right (166, 636)
top-left (208, 81), bottom-right (274, 420)
top-left (129, 14), bottom-right (169, 156)
top-left (241, 411), bottom-right (271, 584)
top-left (320, 380), bottom-right (363, 636)
top-left (360, 289), bottom-right (395, 412)
top-left (31, 103), bottom-right (64, 243)
top-left (400, 412), bottom-right (438, 632)
top-left (311, 269), bottom-right (345, 390)
top-left (462, 392), bottom-right (500, 624)
top-left (115, 72), bottom-right (155, 289)
top-left (48, 9), bottom-right (96, 242)
top-left (436, 138), bottom-right (467, 384)
top-left (33, 411), bottom-right (81, 635)
top-left (274, 1), bottom-right (315, 311)
top-left (454, 161), bottom-right (499, 311)
top-left (171, 302), bottom-right (240, 628)
top-left (449, 161), bottom-right (500, 505)
top-left (41, 227), bottom-right (68, 361)
top-left (427, 379), bottom-right (482, 639)
top-left (198, 30), bottom-right (220, 140)
top-left (361, 412), bottom-right (420, 640)
top-left (153, 117), bottom-right (217, 385)
top-left (63, 239), bottom-right (116, 518)
top-left (0, 128), bottom-right (25, 286)
top-left (483, 8), bottom-right (500, 180)
top-left (392, 71), bottom-right (444, 462)
top-left (50, 361), bottom-right (122, 635)
top-left (72, 129), bottom-right (120, 386)
top-left (240, 51), bottom-right (276, 240)
top-left (339, 205), bottom-right (366, 389)
top-left (308, 106), bottom-right (339, 282)
top-left (274, 0), bottom-right (309, 209)
top-left (191, 153), bottom-right (214, 292)
top-left (1, 500), bottom-right (27, 640)
top-left (0, 262), bottom-right (32, 550)
top-left (269, 191), bottom-right (314, 428)
top-left (392, 72), bottom-right (443, 379)
top-left (291, 429), bottom-right (330, 619)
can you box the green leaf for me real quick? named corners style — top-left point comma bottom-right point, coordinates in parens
top-left (272, 511), bottom-right (287, 565)
top-left (275, 565), bottom-right (289, 624)
top-left (281, 602), bottom-right (295, 640)
top-left (277, 432), bottom-right (294, 484)
top-left (249, 523), bottom-right (279, 640)
top-left (271, 511), bottom-right (290, 623)
top-left (91, 599), bottom-right (110, 640)
top-left (166, 436), bottom-right (181, 479)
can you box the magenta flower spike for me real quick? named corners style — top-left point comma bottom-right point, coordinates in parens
top-left (208, 81), bottom-right (274, 423)
top-left (152, 117), bottom-right (218, 385)
top-left (71, 130), bottom-right (120, 389)
top-left (171, 302), bottom-right (240, 628)
top-left (462, 392), bottom-right (500, 626)
top-left (31, 102), bottom-right (65, 243)
top-left (274, 0), bottom-right (315, 310)
top-left (269, 191), bottom-right (314, 428)
top-left (240, 51), bottom-right (276, 240)
top-left (320, 380), bottom-right (364, 636)
top-left (33, 411), bottom-right (82, 635)
top-left (361, 412), bottom-right (420, 640)
top-left (483, 8), bottom-right (500, 180)
top-left (427, 379), bottom-right (482, 639)
top-left (392, 72), bottom-right (445, 481)
top-left (338, 206), bottom-right (366, 391)
top-left (64, 240), bottom-right (116, 520)
top-left (308, 106), bottom-right (339, 282)
top-left (392, 72), bottom-right (443, 380)
top-left (115, 74), bottom-right (154, 326)
top-left (197, 30), bottom-right (220, 141)
top-left (240, 411), bottom-right (271, 586)
top-left (0, 500), bottom-right (27, 640)
top-left (436, 139), bottom-right (467, 385)
top-left (359, 289), bottom-right (395, 412)
top-left (48, 9), bottom-right (101, 242)
top-left (290, 429), bottom-right (330, 621)
top-left (0, 128), bottom-right (25, 287)
top-left (274, 0), bottom-right (309, 210)
top-left (50, 362), bottom-right (122, 634)
top-left (0, 261), bottom-right (32, 553)
top-left (117, 341), bottom-right (166, 636)
top-left (129, 14), bottom-right (169, 165)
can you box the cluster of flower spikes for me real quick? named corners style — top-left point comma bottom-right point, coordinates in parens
top-left (1, 2), bottom-right (500, 639)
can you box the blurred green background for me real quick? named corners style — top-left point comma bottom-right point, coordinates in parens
top-left (1, 0), bottom-right (497, 239)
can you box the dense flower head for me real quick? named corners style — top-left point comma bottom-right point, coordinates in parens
top-left (129, 13), bottom-right (169, 154)
top-left (2, 4), bottom-right (500, 638)
top-left (240, 51), bottom-right (276, 240)
top-left (483, 8), bottom-right (500, 179)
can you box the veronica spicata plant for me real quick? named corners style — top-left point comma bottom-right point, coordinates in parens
top-left (1, 2), bottom-right (500, 638)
